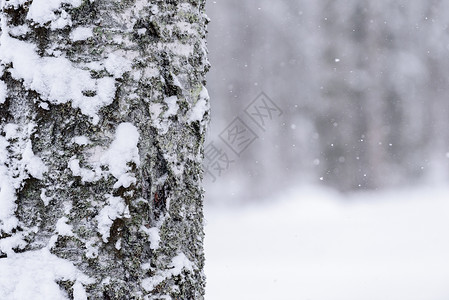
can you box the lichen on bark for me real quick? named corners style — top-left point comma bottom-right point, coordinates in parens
top-left (0, 0), bottom-right (209, 299)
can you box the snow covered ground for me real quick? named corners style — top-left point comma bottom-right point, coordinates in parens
top-left (204, 186), bottom-right (449, 300)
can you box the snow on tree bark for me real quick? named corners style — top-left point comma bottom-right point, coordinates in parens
top-left (0, 0), bottom-right (209, 299)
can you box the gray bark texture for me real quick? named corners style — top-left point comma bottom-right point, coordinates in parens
top-left (0, 0), bottom-right (209, 299)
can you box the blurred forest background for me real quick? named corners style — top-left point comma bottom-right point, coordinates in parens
top-left (204, 0), bottom-right (449, 203)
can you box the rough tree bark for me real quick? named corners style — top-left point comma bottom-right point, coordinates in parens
top-left (0, 0), bottom-right (209, 299)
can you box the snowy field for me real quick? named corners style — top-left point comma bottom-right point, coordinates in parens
top-left (205, 186), bottom-right (449, 300)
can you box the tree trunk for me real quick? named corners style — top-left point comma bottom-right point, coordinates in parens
top-left (0, 0), bottom-right (209, 299)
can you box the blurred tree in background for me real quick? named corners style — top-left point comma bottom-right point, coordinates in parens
top-left (206, 0), bottom-right (449, 201)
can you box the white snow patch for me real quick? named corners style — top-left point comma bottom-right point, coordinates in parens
top-left (68, 158), bottom-right (100, 183)
top-left (72, 135), bottom-right (90, 146)
top-left (26, 0), bottom-right (82, 28)
top-left (176, 22), bottom-right (197, 35)
top-left (96, 195), bottom-right (130, 243)
top-left (0, 125), bottom-right (46, 235)
top-left (149, 103), bottom-right (163, 120)
top-left (0, 230), bottom-right (26, 256)
top-left (0, 137), bottom-right (18, 234)
top-left (158, 42), bottom-right (194, 57)
top-left (1, 0), bottom-right (28, 9)
top-left (3, 123), bottom-right (18, 139)
top-left (143, 66), bottom-right (160, 78)
top-left (50, 10), bottom-right (73, 30)
top-left (163, 153), bottom-right (184, 177)
top-left (104, 52), bottom-right (133, 78)
top-left (101, 122), bottom-right (140, 186)
top-left (0, 248), bottom-right (93, 300)
top-left (205, 186), bottom-right (449, 300)
top-left (141, 262), bottom-right (152, 271)
top-left (70, 26), bottom-right (93, 42)
top-left (85, 238), bottom-right (98, 259)
top-left (0, 80), bottom-right (7, 104)
top-left (9, 25), bottom-right (30, 37)
top-left (188, 86), bottom-right (209, 123)
top-left (47, 235), bottom-right (59, 250)
top-left (115, 238), bottom-right (122, 250)
top-left (0, 32), bottom-right (116, 124)
top-left (148, 97), bottom-right (182, 135)
top-left (56, 217), bottom-right (73, 237)
top-left (85, 145), bottom-right (104, 165)
top-left (137, 28), bottom-right (147, 35)
top-left (38, 102), bottom-right (50, 110)
top-left (40, 188), bottom-right (54, 206)
top-left (113, 173), bottom-right (136, 189)
top-left (73, 281), bottom-right (88, 300)
top-left (142, 253), bottom-right (194, 292)
top-left (163, 96), bottom-right (179, 117)
top-left (171, 74), bottom-right (184, 90)
top-left (22, 141), bottom-right (47, 180)
top-left (140, 226), bottom-right (160, 250)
